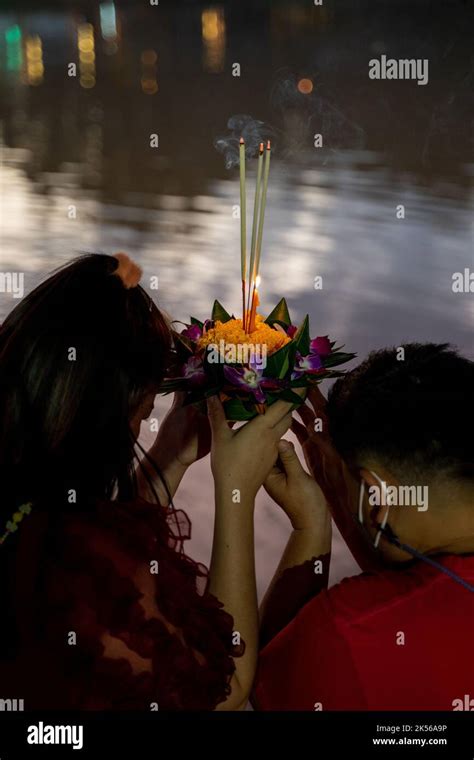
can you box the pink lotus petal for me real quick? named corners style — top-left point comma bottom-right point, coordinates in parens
top-left (260, 377), bottom-right (282, 391)
top-left (310, 336), bottom-right (332, 357)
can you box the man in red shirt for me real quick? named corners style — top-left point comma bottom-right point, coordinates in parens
top-left (255, 343), bottom-right (474, 710)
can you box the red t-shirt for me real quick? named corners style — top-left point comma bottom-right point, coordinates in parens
top-left (255, 554), bottom-right (474, 710)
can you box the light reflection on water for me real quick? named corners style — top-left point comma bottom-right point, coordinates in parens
top-left (0, 1), bottom-right (473, 594)
top-left (2, 155), bottom-right (472, 355)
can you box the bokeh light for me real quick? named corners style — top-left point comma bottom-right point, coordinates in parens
top-left (201, 8), bottom-right (225, 73)
top-left (297, 78), bottom-right (313, 95)
top-left (25, 35), bottom-right (44, 85)
top-left (141, 49), bottom-right (158, 94)
top-left (5, 25), bottom-right (23, 72)
top-left (100, 2), bottom-right (117, 41)
top-left (78, 23), bottom-right (96, 89)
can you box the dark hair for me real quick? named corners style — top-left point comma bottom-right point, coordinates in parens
top-left (327, 343), bottom-right (474, 483)
top-left (0, 253), bottom-right (172, 515)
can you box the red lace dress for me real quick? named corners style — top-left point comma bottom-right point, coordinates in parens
top-left (1, 499), bottom-right (243, 710)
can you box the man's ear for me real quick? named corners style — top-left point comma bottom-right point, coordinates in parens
top-left (359, 468), bottom-right (380, 490)
top-left (359, 468), bottom-right (385, 522)
top-left (359, 466), bottom-right (400, 531)
top-left (360, 466), bottom-right (399, 490)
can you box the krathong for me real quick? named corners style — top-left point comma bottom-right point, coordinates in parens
top-left (160, 139), bottom-right (355, 420)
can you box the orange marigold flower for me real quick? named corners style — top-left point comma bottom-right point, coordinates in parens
top-left (198, 315), bottom-right (290, 357)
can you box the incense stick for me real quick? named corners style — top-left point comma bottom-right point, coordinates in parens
top-left (254, 140), bottom-right (271, 288)
top-left (245, 142), bottom-right (264, 332)
top-left (239, 137), bottom-right (247, 326)
top-left (248, 141), bottom-right (271, 331)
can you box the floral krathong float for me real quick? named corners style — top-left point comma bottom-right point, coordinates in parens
top-left (161, 139), bottom-right (355, 420)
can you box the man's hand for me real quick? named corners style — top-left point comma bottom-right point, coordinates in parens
top-left (292, 385), bottom-right (383, 572)
top-left (264, 440), bottom-right (329, 531)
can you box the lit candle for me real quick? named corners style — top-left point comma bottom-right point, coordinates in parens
top-left (248, 275), bottom-right (261, 333)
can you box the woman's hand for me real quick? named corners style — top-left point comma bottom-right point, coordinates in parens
top-left (207, 395), bottom-right (293, 710)
top-left (137, 392), bottom-right (211, 505)
top-left (264, 440), bottom-right (329, 530)
top-left (154, 392), bottom-right (211, 468)
top-left (207, 395), bottom-right (293, 504)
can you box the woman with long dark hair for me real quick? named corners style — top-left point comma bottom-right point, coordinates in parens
top-left (0, 252), bottom-right (293, 710)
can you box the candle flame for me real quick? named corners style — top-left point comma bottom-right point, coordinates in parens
top-left (256, 275), bottom-right (261, 288)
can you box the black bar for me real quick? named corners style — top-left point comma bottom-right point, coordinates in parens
top-left (0, 711), bottom-right (473, 757)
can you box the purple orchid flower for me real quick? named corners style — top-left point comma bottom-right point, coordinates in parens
top-left (310, 335), bottom-right (332, 357)
top-left (181, 324), bottom-right (203, 342)
top-left (181, 319), bottom-right (214, 342)
top-left (181, 355), bottom-right (207, 387)
top-left (292, 350), bottom-right (323, 379)
top-left (223, 358), bottom-right (281, 404)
